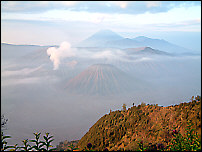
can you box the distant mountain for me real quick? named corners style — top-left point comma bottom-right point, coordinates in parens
top-left (65, 64), bottom-right (144, 96)
top-left (1, 43), bottom-right (58, 47)
top-left (133, 36), bottom-right (191, 54)
top-left (77, 29), bottom-right (123, 47)
top-left (106, 36), bottom-right (192, 54)
top-left (1, 43), bottom-right (58, 61)
top-left (123, 47), bottom-right (171, 56)
top-left (76, 30), bottom-right (193, 54)
top-left (105, 38), bottom-right (140, 48)
top-left (76, 97), bottom-right (201, 151)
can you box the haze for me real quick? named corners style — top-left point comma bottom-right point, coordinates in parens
top-left (1, 1), bottom-right (201, 147)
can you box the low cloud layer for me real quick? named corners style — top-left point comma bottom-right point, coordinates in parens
top-left (1, 65), bottom-right (43, 77)
top-left (66, 60), bottom-right (78, 68)
top-left (47, 41), bottom-right (76, 70)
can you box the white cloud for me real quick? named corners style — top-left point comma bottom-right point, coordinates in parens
top-left (92, 50), bottom-right (114, 59)
top-left (58, 1), bottom-right (79, 7)
top-left (110, 1), bottom-right (129, 9)
top-left (1, 65), bottom-right (43, 77)
top-left (66, 60), bottom-right (78, 68)
top-left (2, 4), bottom-right (200, 28)
top-left (145, 1), bottom-right (161, 8)
top-left (135, 57), bottom-right (153, 62)
top-left (47, 41), bottom-right (76, 70)
top-left (90, 49), bottom-right (129, 62)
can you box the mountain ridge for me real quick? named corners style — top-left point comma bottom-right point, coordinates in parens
top-left (123, 47), bottom-right (171, 56)
top-left (76, 30), bottom-right (193, 54)
top-left (77, 29), bottom-right (123, 47)
top-left (75, 96), bottom-right (201, 151)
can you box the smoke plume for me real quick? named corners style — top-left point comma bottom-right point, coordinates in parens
top-left (47, 41), bottom-right (76, 70)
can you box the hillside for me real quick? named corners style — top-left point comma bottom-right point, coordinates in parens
top-left (65, 64), bottom-right (145, 96)
top-left (76, 96), bottom-right (201, 151)
top-left (77, 29), bottom-right (123, 47)
top-left (123, 47), bottom-right (171, 56)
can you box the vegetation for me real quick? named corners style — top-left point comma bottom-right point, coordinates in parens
top-left (1, 115), bottom-right (8, 131)
top-left (76, 95), bottom-right (201, 151)
top-left (1, 132), bottom-right (56, 151)
top-left (56, 140), bottom-right (79, 151)
top-left (166, 122), bottom-right (201, 151)
top-left (1, 95), bottom-right (201, 151)
top-left (122, 103), bottom-right (127, 111)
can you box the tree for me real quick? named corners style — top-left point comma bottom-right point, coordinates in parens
top-left (122, 104), bottom-right (126, 111)
top-left (1, 115), bottom-right (8, 132)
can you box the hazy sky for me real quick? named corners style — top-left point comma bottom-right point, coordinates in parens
top-left (1, 1), bottom-right (201, 51)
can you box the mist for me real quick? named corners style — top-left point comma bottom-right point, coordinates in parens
top-left (1, 31), bottom-right (201, 147)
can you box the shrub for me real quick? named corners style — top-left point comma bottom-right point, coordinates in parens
top-left (1, 132), bottom-right (56, 151)
top-left (166, 122), bottom-right (201, 151)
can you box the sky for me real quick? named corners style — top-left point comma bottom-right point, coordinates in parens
top-left (1, 1), bottom-right (201, 51)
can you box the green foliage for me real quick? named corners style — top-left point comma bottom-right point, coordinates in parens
top-left (41, 132), bottom-right (56, 151)
top-left (137, 140), bottom-right (147, 151)
top-left (134, 122), bottom-right (201, 151)
top-left (20, 139), bottom-right (32, 151)
top-left (1, 132), bottom-right (56, 151)
top-left (166, 122), bottom-right (201, 151)
top-left (67, 143), bottom-right (79, 151)
top-left (1, 132), bottom-right (15, 151)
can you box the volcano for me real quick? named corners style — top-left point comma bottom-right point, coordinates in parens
top-left (123, 47), bottom-right (171, 56)
top-left (65, 64), bottom-right (144, 96)
top-left (77, 29), bottom-right (123, 47)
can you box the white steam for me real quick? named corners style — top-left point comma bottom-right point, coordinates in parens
top-left (47, 41), bottom-right (76, 70)
top-left (92, 50), bottom-right (114, 59)
top-left (66, 60), bottom-right (78, 68)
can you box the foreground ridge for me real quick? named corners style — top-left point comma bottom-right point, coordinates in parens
top-left (75, 96), bottom-right (201, 151)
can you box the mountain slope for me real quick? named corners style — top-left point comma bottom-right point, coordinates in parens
top-left (76, 30), bottom-right (192, 54)
top-left (77, 29), bottom-right (123, 47)
top-left (76, 97), bottom-right (201, 151)
top-left (133, 36), bottom-right (191, 54)
top-left (123, 47), bottom-right (171, 56)
top-left (65, 64), bottom-right (144, 96)
top-left (1, 43), bottom-right (48, 61)
top-left (106, 36), bottom-right (191, 53)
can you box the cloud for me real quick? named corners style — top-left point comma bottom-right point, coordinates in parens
top-left (111, 1), bottom-right (129, 9)
top-left (1, 65), bottom-right (43, 77)
top-left (145, 1), bottom-right (161, 8)
top-left (1, 1), bottom-right (79, 13)
top-left (66, 60), bottom-right (78, 68)
top-left (47, 41), bottom-right (76, 70)
top-left (89, 49), bottom-right (134, 63)
top-left (1, 1), bottom-right (201, 14)
top-left (135, 57), bottom-right (153, 62)
top-left (1, 77), bottom-right (42, 86)
top-left (92, 50), bottom-right (114, 59)
top-left (59, 1), bottom-right (79, 7)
